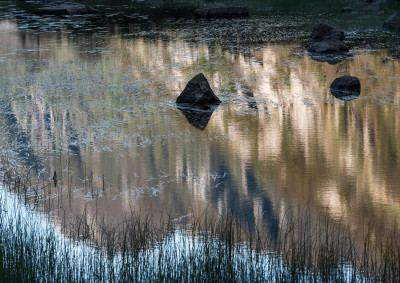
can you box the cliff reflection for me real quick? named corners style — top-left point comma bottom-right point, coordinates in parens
top-left (0, 19), bottom-right (400, 245)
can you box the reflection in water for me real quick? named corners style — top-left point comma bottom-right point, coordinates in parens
top-left (308, 52), bottom-right (349, 65)
top-left (0, 15), bottom-right (399, 250)
top-left (241, 83), bottom-right (258, 109)
top-left (177, 104), bottom-right (219, 130)
top-left (0, 100), bottom-right (39, 168)
top-left (330, 90), bottom-right (360, 101)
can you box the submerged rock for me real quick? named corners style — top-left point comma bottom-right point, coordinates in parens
top-left (384, 11), bottom-right (400, 31)
top-left (330, 76), bottom-right (361, 100)
top-left (176, 73), bottom-right (221, 105)
top-left (194, 7), bottom-right (248, 18)
top-left (177, 104), bottom-right (218, 130)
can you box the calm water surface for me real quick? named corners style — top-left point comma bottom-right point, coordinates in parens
top-left (0, 3), bottom-right (399, 244)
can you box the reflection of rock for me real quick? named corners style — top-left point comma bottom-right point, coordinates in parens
top-left (330, 76), bottom-right (361, 100)
top-left (384, 11), bottom-right (400, 31)
top-left (308, 22), bottom-right (349, 63)
top-left (177, 104), bottom-right (218, 130)
top-left (177, 73), bottom-right (221, 105)
top-left (308, 53), bottom-right (349, 65)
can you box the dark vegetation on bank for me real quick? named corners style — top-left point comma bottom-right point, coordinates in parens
top-left (12, 0), bottom-right (400, 50)
top-left (0, 161), bottom-right (400, 282)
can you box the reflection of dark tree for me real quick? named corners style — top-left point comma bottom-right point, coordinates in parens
top-left (0, 100), bottom-right (40, 169)
top-left (241, 83), bottom-right (257, 109)
top-left (65, 110), bottom-right (81, 157)
top-left (64, 110), bottom-right (84, 180)
top-left (208, 147), bottom-right (279, 242)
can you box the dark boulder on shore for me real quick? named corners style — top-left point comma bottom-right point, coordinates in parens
top-left (194, 6), bottom-right (248, 18)
top-left (330, 76), bottom-right (361, 100)
top-left (310, 22), bottom-right (345, 42)
top-left (384, 11), bottom-right (400, 31)
top-left (341, 7), bottom-right (354, 13)
top-left (309, 38), bottom-right (349, 54)
top-left (17, 0), bottom-right (99, 15)
top-left (308, 22), bottom-right (349, 63)
top-left (176, 73), bottom-right (221, 105)
top-left (356, 0), bottom-right (400, 11)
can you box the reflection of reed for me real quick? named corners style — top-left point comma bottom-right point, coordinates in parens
top-left (2, 175), bottom-right (400, 282)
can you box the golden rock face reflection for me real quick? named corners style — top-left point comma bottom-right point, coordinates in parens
top-left (0, 19), bottom-right (400, 241)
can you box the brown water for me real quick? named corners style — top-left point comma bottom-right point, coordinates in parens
top-left (0, 4), bottom-right (400, 244)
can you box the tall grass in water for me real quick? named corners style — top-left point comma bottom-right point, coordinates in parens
top-left (1, 164), bottom-right (400, 281)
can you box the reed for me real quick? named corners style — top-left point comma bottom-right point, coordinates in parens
top-left (1, 159), bottom-right (400, 282)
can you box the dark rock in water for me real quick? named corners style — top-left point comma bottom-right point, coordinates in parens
top-left (341, 6), bottom-right (354, 13)
top-left (310, 22), bottom-right (345, 42)
top-left (194, 7), bottom-right (248, 18)
top-left (356, 0), bottom-right (399, 11)
top-left (177, 73), bottom-right (221, 105)
top-left (384, 11), bottom-right (400, 31)
top-left (177, 104), bottom-right (218, 130)
top-left (330, 76), bottom-right (361, 100)
top-left (308, 22), bottom-right (349, 57)
top-left (308, 38), bottom-right (349, 54)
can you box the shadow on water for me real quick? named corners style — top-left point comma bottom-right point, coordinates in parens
top-left (177, 104), bottom-right (219, 130)
top-left (0, 100), bottom-right (40, 169)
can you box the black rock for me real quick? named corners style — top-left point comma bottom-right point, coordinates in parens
top-left (384, 11), bottom-right (400, 31)
top-left (341, 7), bottom-right (354, 13)
top-left (17, 0), bottom-right (100, 15)
top-left (310, 22), bottom-right (345, 42)
top-left (176, 73), bottom-right (221, 105)
top-left (308, 23), bottom-right (349, 57)
top-left (356, 0), bottom-right (399, 11)
top-left (177, 104), bottom-right (218, 130)
top-left (308, 38), bottom-right (349, 54)
top-left (194, 7), bottom-right (248, 18)
top-left (330, 76), bottom-right (361, 100)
